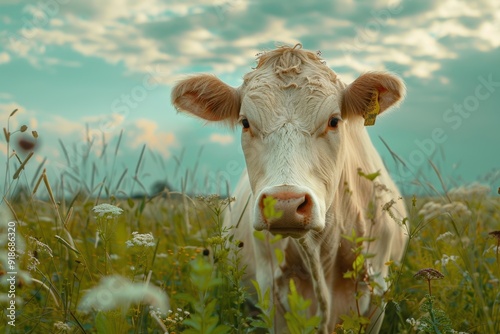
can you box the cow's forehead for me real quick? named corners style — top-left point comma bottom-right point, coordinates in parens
top-left (240, 46), bottom-right (344, 111)
top-left (240, 71), bottom-right (343, 134)
top-left (237, 46), bottom-right (347, 133)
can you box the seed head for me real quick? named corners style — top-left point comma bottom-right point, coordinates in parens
top-left (414, 268), bottom-right (444, 281)
top-left (489, 231), bottom-right (500, 241)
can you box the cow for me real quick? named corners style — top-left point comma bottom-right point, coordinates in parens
top-left (171, 44), bottom-right (408, 333)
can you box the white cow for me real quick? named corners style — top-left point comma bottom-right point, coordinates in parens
top-left (172, 44), bottom-right (408, 333)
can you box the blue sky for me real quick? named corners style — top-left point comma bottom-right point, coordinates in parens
top-left (1, 0), bottom-right (499, 197)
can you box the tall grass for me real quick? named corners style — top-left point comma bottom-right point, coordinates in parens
top-left (1, 110), bottom-right (500, 333)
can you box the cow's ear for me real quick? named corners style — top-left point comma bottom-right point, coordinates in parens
top-left (341, 72), bottom-right (405, 126)
top-left (171, 74), bottom-right (241, 126)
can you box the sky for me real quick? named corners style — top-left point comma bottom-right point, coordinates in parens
top-left (0, 0), bottom-right (499, 198)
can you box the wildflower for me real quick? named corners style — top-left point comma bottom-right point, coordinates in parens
top-left (418, 201), bottom-right (471, 221)
top-left (435, 254), bottom-right (459, 267)
top-left (53, 321), bottom-right (71, 333)
top-left (418, 201), bottom-right (442, 221)
top-left (196, 194), bottom-right (235, 207)
top-left (149, 305), bottom-right (166, 319)
top-left (164, 307), bottom-right (190, 326)
top-left (78, 275), bottom-right (169, 313)
top-left (406, 317), bottom-right (420, 330)
top-left (436, 231), bottom-right (454, 241)
top-left (448, 183), bottom-right (490, 200)
top-left (126, 231), bottom-right (155, 248)
top-left (92, 203), bottom-right (123, 218)
top-left (441, 202), bottom-right (471, 217)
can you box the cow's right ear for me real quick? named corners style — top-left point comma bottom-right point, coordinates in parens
top-left (171, 74), bottom-right (241, 126)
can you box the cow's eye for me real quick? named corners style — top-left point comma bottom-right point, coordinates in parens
top-left (241, 118), bottom-right (250, 129)
top-left (328, 116), bottom-right (341, 129)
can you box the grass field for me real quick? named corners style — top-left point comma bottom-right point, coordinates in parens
top-left (1, 111), bottom-right (500, 333)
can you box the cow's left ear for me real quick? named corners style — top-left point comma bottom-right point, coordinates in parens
top-left (341, 72), bottom-right (405, 126)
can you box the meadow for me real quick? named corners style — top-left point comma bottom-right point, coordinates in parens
top-left (1, 110), bottom-right (500, 334)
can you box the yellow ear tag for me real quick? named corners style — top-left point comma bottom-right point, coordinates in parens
top-left (363, 90), bottom-right (380, 126)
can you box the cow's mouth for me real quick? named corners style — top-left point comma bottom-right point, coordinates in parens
top-left (268, 228), bottom-right (308, 239)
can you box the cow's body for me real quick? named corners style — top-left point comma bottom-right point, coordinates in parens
top-left (172, 44), bottom-right (408, 333)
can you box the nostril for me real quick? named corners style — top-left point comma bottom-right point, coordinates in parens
top-left (259, 194), bottom-right (267, 212)
top-left (296, 194), bottom-right (312, 216)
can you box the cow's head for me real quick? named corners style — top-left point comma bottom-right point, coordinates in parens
top-left (172, 45), bottom-right (405, 238)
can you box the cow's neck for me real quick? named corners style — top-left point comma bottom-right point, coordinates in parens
top-left (338, 118), bottom-right (387, 238)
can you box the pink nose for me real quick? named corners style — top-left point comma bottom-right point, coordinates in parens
top-left (258, 188), bottom-right (314, 230)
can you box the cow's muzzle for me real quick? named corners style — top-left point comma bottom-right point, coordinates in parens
top-left (254, 185), bottom-right (320, 238)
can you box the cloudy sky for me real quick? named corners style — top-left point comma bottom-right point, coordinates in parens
top-left (1, 0), bottom-right (499, 197)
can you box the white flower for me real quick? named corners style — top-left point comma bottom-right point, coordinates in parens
top-left (449, 183), bottom-right (490, 200)
top-left (483, 245), bottom-right (500, 256)
top-left (436, 231), bottom-right (454, 241)
top-left (442, 202), bottom-right (471, 217)
top-left (54, 321), bottom-right (71, 333)
top-left (406, 317), bottom-right (420, 329)
top-left (126, 231), bottom-right (155, 248)
top-left (149, 306), bottom-right (166, 319)
top-left (92, 204), bottom-right (123, 218)
top-left (419, 201), bottom-right (471, 221)
top-left (435, 254), bottom-right (459, 267)
top-left (196, 194), bottom-right (235, 207)
top-left (78, 275), bottom-right (169, 313)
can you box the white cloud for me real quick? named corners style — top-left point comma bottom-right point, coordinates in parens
top-left (403, 60), bottom-right (441, 79)
top-left (39, 115), bottom-right (85, 137)
top-left (128, 119), bottom-right (177, 157)
top-left (233, 19), bottom-right (303, 49)
top-left (0, 52), bottom-right (10, 64)
top-left (3, 0), bottom-right (500, 82)
top-left (209, 133), bottom-right (234, 145)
